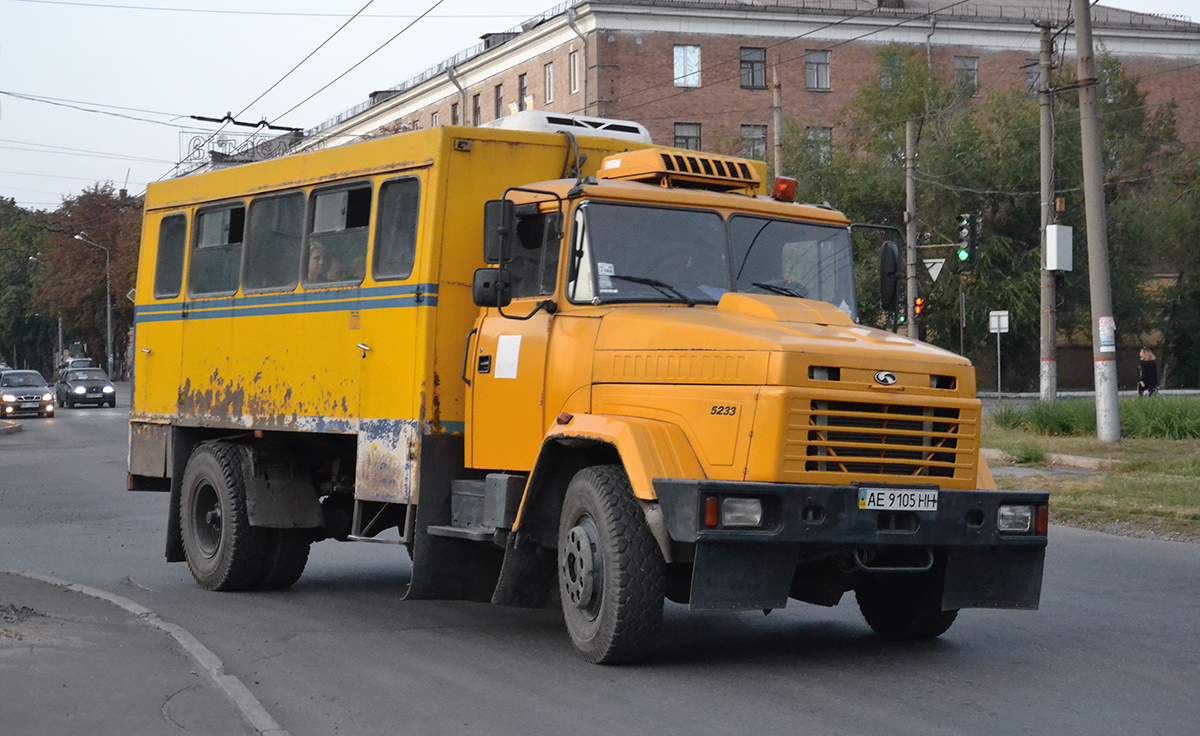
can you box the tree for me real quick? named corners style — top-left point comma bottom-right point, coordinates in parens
top-left (0, 199), bottom-right (55, 373)
top-left (779, 45), bottom-right (1190, 390)
top-left (36, 184), bottom-right (142, 378)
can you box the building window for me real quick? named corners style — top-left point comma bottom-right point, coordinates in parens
top-left (569, 51), bottom-right (580, 93)
top-left (806, 126), bottom-right (832, 165)
top-left (451, 102), bottom-right (460, 126)
top-left (806, 50), bottom-right (830, 91)
top-left (674, 122), bottom-right (701, 150)
top-left (880, 54), bottom-right (901, 90)
top-left (518, 73), bottom-right (528, 111)
top-left (430, 111), bottom-right (439, 128)
top-left (741, 47), bottom-right (766, 89)
top-left (674, 45), bottom-right (701, 87)
top-left (1024, 58), bottom-right (1040, 98)
top-left (955, 56), bottom-right (979, 97)
top-left (741, 124), bottom-right (767, 160)
top-left (472, 94), bottom-right (481, 126)
top-left (544, 62), bottom-right (554, 103)
top-left (494, 84), bottom-right (504, 118)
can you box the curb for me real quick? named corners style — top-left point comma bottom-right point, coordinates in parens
top-left (0, 420), bottom-right (21, 435)
top-left (11, 570), bottom-right (290, 736)
top-left (982, 447), bottom-right (1120, 471)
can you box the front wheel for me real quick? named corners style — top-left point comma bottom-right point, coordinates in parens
top-left (856, 573), bottom-right (958, 641)
top-left (179, 442), bottom-right (267, 591)
top-left (558, 465), bottom-right (664, 664)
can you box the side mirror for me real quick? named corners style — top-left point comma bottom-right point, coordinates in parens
top-left (473, 267), bottom-right (512, 308)
top-left (879, 240), bottom-right (900, 314)
top-left (483, 199), bottom-right (515, 264)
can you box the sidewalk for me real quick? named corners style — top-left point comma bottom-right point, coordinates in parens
top-left (0, 571), bottom-right (273, 736)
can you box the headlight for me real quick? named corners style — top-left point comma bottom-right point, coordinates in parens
top-left (42, 393), bottom-right (53, 402)
top-left (1, 394), bottom-right (15, 402)
top-left (74, 386), bottom-right (86, 394)
top-left (721, 497), bottom-right (764, 528)
top-left (997, 505), bottom-right (1033, 533)
top-left (103, 386), bottom-right (115, 393)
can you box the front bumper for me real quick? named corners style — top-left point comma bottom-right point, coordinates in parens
top-left (653, 479), bottom-right (1047, 611)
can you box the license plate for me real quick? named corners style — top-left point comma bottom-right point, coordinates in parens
top-left (859, 488), bottom-right (938, 512)
top-left (20, 402), bottom-right (37, 409)
top-left (86, 393), bottom-right (101, 398)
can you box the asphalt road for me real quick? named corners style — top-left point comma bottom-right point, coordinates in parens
top-left (2, 399), bottom-right (1198, 735)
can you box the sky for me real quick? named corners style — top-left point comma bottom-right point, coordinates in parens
top-left (0, 0), bottom-right (1195, 212)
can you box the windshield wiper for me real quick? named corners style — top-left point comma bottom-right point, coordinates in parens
top-left (610, 275), bottom-right (695, 307)
top-left (751, 281), bottom-right (806, 298)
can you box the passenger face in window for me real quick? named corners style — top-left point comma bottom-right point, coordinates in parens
top-left (308, 241), bottom-right (328, 282)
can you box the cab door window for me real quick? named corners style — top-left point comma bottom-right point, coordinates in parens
top-left (508, 210), bottom-right (560, 299)
top-left (189, 204), bottom-right (244, 296)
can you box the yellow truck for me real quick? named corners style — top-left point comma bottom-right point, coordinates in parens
top-left (129, 116), bottom-right (1047, 664)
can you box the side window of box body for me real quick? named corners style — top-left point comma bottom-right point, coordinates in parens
top-left (242, 191), bottom-right (306, 293)
top-left (153, 214), bottom-right (188, 299)
top-left (373, 177), bottom-right (421, 282)
top-left (188, 203), bottom-right (245, 297)
top-left (304, 183), bottom-right (372, 288)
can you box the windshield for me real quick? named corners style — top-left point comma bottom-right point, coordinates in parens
top-left (569, 202), bottom-right (730, 304)
top-left (730, 215), bottom-right (857, 321)
top-left (567, 200), bottom-right (857, 318)
top-left (1, 371), bottom-right (46, 387)
top-left (68, 369), bottom-right (108, 381)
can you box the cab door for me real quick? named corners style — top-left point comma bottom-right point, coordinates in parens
top-left (466, 209), bottom-right (562, 472)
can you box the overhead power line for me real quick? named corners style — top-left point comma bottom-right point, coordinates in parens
top-left (7, 0), bottom-right (526, 18)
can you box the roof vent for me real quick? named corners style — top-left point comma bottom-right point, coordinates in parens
top-left (596, 149), bottom-right (762, 194)
top-left (480, 110), bottom-right (653, 143)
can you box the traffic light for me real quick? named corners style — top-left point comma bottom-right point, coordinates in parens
top-left (914, 296), bottom-right (926, 317)
top-left (955, 213), bottom-right (979, 270)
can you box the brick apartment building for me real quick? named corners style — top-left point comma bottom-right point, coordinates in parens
top-left (291, 0), bottom-right (1200, 160)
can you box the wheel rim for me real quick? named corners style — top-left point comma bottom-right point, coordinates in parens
top-left (190, 481), bottom-right (222, 558)
top-left (561, 516), bottom-right (602, 617)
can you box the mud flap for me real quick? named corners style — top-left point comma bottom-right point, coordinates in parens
top-left (402, 435), bottom-right (504, 602)
top-left (942, 546), bottom-right (1045, 610)
top-left (689, 542), bottom-right (799, 611)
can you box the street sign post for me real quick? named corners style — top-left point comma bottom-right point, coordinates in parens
top-left (990, 310), bottom-right (1009, 399)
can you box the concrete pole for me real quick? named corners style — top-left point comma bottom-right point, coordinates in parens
top-left (1073, 0), bottom-right (1120, 442)
top-left (905, 119), bottom-right (919, 339)
top-left (1038, 22), bottom-right (1058, 401)
top-left (773, 57), bottom-right (784, 178)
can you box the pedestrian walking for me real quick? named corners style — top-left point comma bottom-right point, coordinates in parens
top-left (1137, 347), bottom-right (1158, 397)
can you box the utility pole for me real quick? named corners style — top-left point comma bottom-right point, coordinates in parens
top-left (1037, 21), bottom-right (1058, 401)
top-left (773, 56), bottom-right (784, 178)
top-left (1073, 0), bottom-right (1120, 442)
top-left (905, 119), bottom-right (918, 339)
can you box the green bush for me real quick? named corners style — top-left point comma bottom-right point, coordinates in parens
top-left (1002, 442), bottom-right (1045, 465)
top-left (992, 397), bottom-right (1200, 439)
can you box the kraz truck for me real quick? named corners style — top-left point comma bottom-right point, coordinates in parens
top-left (129, 114), bottom-right (1047, 664)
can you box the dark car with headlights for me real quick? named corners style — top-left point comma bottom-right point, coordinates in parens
top-left (1, 370), bottom-right (56, 418)
top-left (55, 367), bottom-right (117, 408)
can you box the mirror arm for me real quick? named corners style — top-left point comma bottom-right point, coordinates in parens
top-left (498, 299), bottom-right (557, 321)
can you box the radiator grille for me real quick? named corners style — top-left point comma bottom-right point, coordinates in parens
top-left (799, 400), bottom-right (963, 478)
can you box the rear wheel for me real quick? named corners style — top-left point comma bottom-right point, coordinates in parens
top-left (257, 529), bottom-right (311, 589)
top-left (558, 465), bottom-right (664, 664)
top-left (857, 573), bottom-right (958, 640)
top-left (179, 442), bottom-right (267, 591)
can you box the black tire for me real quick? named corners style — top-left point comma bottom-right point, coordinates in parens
top-left (856, 573), bottom-right (958, 641)
top-left (257, 529), bottom-right (311, 590)
top-left (108, 396), bottom-right (116, 408)
top-left (179, 442), bottom-right (267, 591)
top-left (557, 465), bottom-right (664, 664)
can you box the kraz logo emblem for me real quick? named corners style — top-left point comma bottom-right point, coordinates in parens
top-left (874, 371), bottom-right (898, 386)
